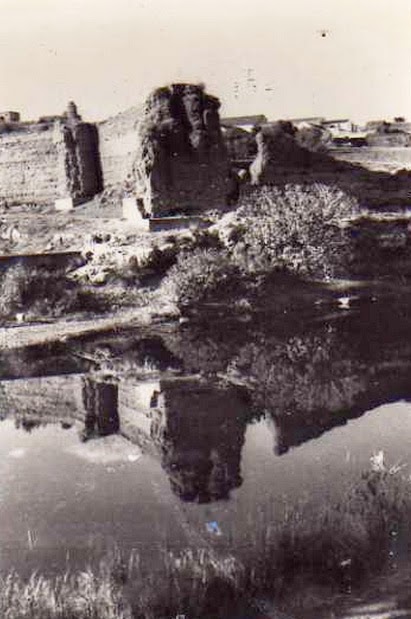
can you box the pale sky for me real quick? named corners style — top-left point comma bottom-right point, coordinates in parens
top-left (0, 0), bottom-right (410, 124)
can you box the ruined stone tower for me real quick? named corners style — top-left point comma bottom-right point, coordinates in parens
top-left (56, 101), bottom-right (102, 202)
top-left (134, 83), bottom-right (232, 216)
top-left (98, 83), bottom-right (233, 216)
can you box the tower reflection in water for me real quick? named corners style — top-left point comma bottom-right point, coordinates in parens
top-left (80, 375), bottom-right (250, 504)
top-left (81, 377), bottom-right (120, 441)
top-left (150, 378), bottom-right (250, 503)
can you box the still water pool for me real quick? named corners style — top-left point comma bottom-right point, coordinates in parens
top-left (2, 303), bottom-right (411, 617)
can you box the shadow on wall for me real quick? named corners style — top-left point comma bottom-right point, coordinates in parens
top-left (87, 124), bottom-right (104, 199)
top-left (63, 122), bottom-right (104, 204)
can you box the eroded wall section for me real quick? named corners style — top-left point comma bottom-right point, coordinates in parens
top-left (0, 125), bottom-right (61, 205)
top-left (0, 120), bottom-right (102, 206)
top-left (97, 106), bottom-right (141, 191)
top-left (98, 84), bottom-right (232, 216)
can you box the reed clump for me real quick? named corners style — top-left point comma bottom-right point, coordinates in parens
top-left (1, 461), bottom-right (410, 619)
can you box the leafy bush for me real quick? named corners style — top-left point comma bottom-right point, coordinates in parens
top-left (164, 184), bottom-right (358, 310)
top-left (225, 183), bottom-right (358, 280)
top-left (165, 248), bottom-right (245, 309)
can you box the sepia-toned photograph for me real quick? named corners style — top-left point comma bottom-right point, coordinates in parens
top-left (0, 1), bottom-right (411, 617)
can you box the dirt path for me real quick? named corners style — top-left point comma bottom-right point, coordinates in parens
top-left (0, 309), bottom-right (153, 349)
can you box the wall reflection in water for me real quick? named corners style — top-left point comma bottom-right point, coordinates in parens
top-left (150, 378), bottom-right (250, 503)
top-left (74, 374), bottom-right (251, 502)
top-left (3, 303), bottom-right (411, 504)
top-left (81, 377), bottom-right (120, 441)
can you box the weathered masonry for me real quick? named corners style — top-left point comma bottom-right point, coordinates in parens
top-left (0, 84), bottom-right (232, 215)
top-left (0, 102), bottom-right (102, 206)
top-left (98, 83), bottom-right (232, 216)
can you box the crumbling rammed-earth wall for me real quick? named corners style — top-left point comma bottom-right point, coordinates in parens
top-left (98, 84), bottom-right (232, 216)
top-left (59, 122), bottom-right (103, 201)
top-left (134, 84), bottom-right (231, 216)
top-left (0, 125), bottom-right (61, 205)
top-left (0, 119), bottom-right (102, 206)
top-left (97, 105), bottom-right (142, 190)
top-left (249, 122), bottom-right (326, 185)
top-left (0, 84), bottom-right (232, 212)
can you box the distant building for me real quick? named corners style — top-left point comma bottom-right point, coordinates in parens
top-left (393, 123), bottom-right (411, 133)
top-left (221, 115), bottom-right (267, 132)
top-left (322, 118), bottom-right (351, 129)
top-left (38, 115), bottom-right (65, 124)
top-left (288, 117), bottom-right (362, 134)
top-left (332, 134), bottom-right (368, 147)
top-left (0, 111), bottom-right (20, 123)
top-left (389, 119), bottom-right (411, 133)
top-left (288, 116), bottom-right (325, 126)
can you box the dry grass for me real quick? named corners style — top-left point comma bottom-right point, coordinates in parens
top-left (1, 461), bottom-right (410, 618)
top-left (245, 466), bottom-right (411, 600)
top-left (131, 548), bottom-right (246, 619)
top-left (0, 567), bottom-right (133, 619)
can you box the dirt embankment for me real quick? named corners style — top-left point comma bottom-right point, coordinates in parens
top-left (0, 309), bottom-right (151, 350)
top-left (0, 200), bottom-right (185, 345)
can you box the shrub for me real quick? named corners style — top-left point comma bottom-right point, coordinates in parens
top-left (164, 184), bottom-right (357, 311)
top-left (227, 183), bottom-right (358, 280)
top-left (164, 248), bottom-right (245, 309)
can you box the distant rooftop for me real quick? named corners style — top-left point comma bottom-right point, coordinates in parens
top-left (0, 111), bottom-right (20, 123)
top-left (322, 119), bottom-right (350, 126)
top-left (0, 102), bottom-right (82, 126)
top-left (221, 115), bottom-right (267, 127)
top-left (287, 116), bottom-right (325, 124)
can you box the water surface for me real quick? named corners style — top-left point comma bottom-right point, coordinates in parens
top-left (2, 303), bottom-right (411, 616)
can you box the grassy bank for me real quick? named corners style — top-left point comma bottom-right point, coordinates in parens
top-left (2, 459), bottom-right (410, 619)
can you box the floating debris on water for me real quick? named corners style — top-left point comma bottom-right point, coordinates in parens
top-left (206, 521), bottom-right (222, 536)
